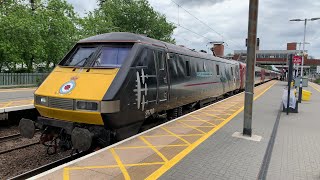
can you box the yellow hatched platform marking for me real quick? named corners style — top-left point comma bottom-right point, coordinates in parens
top-left (199, 112), bottom-right (225, 121)
top-left (145, 80), bottom-right (277, 180)
top-left (139, 136), bottom-right (168, 162)
top-left (161, 127), bottom-right (191, 145)
top-left (110, 148), bottom-right (131, 180)
top-left (114, 144), bottom-right (188, 150)
top-left (180, 118), bottom-right (217, 126)
top-left (67, 165), bottom-right (119, 170)
top-left (125, 162), bottom-right (165, 167)
top-left (178, 121), bottom-right (206, 134)
top-left (193, 126), bottom-right (215, 128)
top-left (142, 134), bottom-right (203, 138)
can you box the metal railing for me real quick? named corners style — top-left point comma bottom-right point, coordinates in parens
top-left (0, 73), bottom-right (48, 87)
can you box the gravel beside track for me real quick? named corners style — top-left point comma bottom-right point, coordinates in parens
top-left (0, 144), bottom-right (71, 179)
top-left (0, 126), bottom-right (19, 137)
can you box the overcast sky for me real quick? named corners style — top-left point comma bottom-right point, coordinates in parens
top-left (66, 0), bottom-right (320, 58)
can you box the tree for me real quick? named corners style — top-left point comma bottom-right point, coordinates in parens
top-left (0, 0), bottom-right (43, 72)
top-left (84, 0), bottom-right (175, 43)
top-left (0, 0), bottom-right (176, 72)
top-left (39, 0), bottom-right (80, 69)
top-left (0, 0), bottom-right (80, 72)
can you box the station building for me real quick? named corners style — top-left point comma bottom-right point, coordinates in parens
top-left (231, 42), bottom-right (320, 74)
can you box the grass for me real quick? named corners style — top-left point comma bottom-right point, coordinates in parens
top-left (314, 78), bottom-right (320, 85)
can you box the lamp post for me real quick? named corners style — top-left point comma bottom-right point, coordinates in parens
top-left (290, 18), bottom-right (320, 102)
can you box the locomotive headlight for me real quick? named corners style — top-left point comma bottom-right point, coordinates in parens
top-left (35, 96), bottom-right (48, 106)
top-left (40, 97), bottom-right (47, 103)
top-left (76, 101), bottom-right (99, 111)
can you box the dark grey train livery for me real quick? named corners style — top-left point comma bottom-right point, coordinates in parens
top-left (19, 32), bottom-right (279, 152)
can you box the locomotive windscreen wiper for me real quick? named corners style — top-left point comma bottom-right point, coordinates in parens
top-left (72, 52), bottom-right (94, 67)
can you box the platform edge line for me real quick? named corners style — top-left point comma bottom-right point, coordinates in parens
top-left (145, 81), bottom-right (277, 180)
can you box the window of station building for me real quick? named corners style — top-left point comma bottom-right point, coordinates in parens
top-left (216, 64), bottom-right (220, 75)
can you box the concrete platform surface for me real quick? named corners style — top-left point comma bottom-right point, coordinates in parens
top-left (30, 80), bottom-right (277, 180)
top-left (0, 88), bottom-right (35, 113)
top-left (266, 82), bottom-right (320, 180)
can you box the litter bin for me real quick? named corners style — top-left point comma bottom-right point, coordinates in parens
top-left (302, 90), bottom-right (312, 101)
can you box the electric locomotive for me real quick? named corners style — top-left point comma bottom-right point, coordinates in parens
top-left (19, 32), bottom-right (277, 152)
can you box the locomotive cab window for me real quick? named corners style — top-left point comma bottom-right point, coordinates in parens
top-left (60, 44), bottom-right (132, 68)
top-left (93, 46), bottom-right (132, 67)
top-left (62, 47), bottom-right (97, 67)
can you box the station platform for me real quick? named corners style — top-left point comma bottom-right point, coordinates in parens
top-left (0, 88), bottom-right (35, 114)
top-left (28, 80), bottom-right (320, 180)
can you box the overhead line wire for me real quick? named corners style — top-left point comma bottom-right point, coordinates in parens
top-left (169, 0), bottom-right (244, 50)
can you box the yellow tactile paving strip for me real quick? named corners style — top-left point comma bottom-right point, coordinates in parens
top-left (35, 80), bottom-right (277, 180)
top-left (0, 99), bottom-right (34, 109)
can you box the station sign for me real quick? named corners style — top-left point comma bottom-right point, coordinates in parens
top-left (293, 55), bottom-right (302, 64)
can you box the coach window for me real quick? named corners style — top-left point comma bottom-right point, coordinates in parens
top-left (157, 51), bottom-right (165, 70)
top-left (231, 67), bottom-right (233, 76)
top-left (216, 64), bottom-right (220, 75)
top-left (186, 61), bottom-right (190, 76)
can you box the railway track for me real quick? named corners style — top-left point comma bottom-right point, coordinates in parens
top-left (9, 151), bottom-right (89, 180)
top-left (0, 133), bottom-right (22, 143)
top-left (0, 131), bottom-right (41, 155)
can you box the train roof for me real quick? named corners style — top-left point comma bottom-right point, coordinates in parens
top-left (78, 32), bottom-right (239, 65)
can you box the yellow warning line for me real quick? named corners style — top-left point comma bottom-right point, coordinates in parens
top-left (139, 137), bottom-right (168, 162)
top-left (145, 80), bottom-right (277, 180)
top-left (110, 148), bottom-right (131, 180)
top-left (310, 83), bottom-right (320, 93)
top-left (161, 127), bottom-right (191, 145)
top-left (63, 168), bottom-right (70, 180)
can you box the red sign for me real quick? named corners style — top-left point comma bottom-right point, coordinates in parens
top-left (293, 55), bottom-right (302, 64)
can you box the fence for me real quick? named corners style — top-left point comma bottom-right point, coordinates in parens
top-left (0, 73), bottom-right (49, 87)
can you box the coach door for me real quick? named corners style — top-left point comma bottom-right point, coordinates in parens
top-left (155, 50), bottom-right (169, 103)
